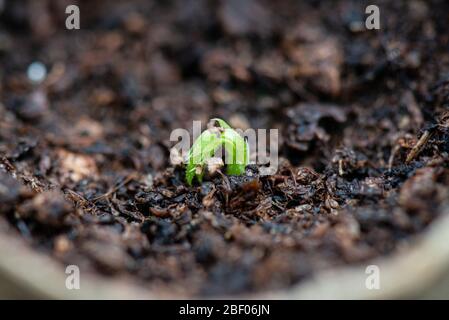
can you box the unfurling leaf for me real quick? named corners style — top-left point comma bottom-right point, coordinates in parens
top-left (185, 119), bottom-right (249, 185)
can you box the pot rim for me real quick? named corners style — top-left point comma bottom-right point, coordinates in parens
top-left (1, 210), bottom-right (449, 299)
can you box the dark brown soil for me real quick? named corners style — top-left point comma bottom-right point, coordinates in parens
top-left (1, 0), bottom-right (449, 297)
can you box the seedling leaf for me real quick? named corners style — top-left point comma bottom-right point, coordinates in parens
top-left (185, 119), bottom-right (249, 185)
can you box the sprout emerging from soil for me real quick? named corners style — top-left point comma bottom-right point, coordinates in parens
top-left (186, 118), bottom-right (249, 185)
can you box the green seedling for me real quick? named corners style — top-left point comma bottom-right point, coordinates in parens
top-left (186, 118), bottom-right (249, 185)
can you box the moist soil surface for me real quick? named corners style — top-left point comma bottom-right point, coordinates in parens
top-left (1, 0), bottom-right (449, 297)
